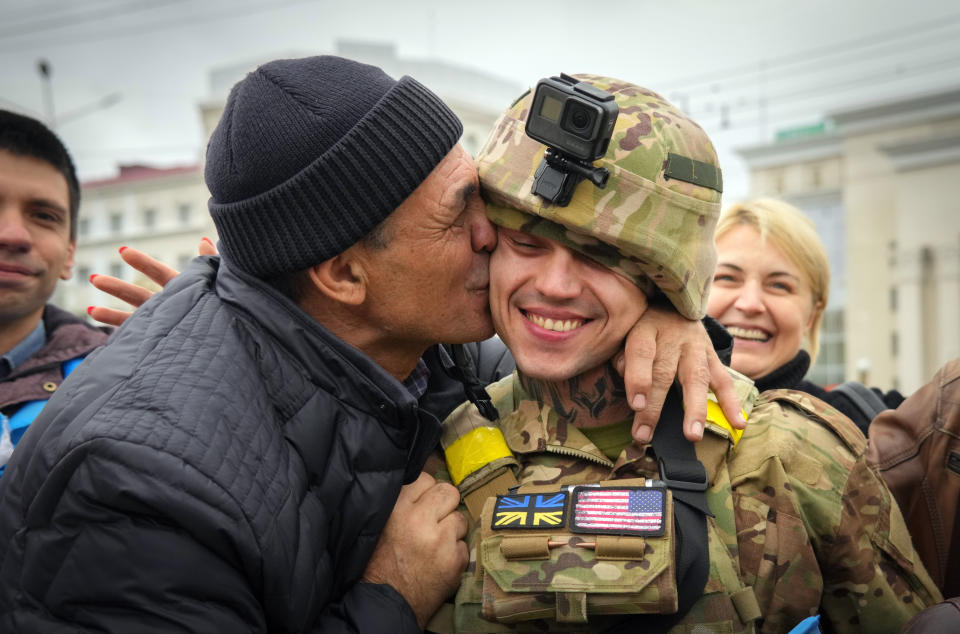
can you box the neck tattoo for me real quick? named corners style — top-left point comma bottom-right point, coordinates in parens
top-left (520, 362), bottom-right (631, 428)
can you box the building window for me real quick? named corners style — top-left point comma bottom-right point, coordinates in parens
top-left (891, 331), bottom-right (899, 357)
top-left (808, 307), bottom-right (845, 386)
top-left (76, 265), bottom-right (90, 284)
top-left (109, 262), bottom-right (123, 279)
top-left (143, 208), bottom-right (156, 229)
top-left (889, 287), bottom-right (897, 312)
top-left (772, 170), bottom-right (784, 194)
top-left (78, 218), bottom-right (90, 237)
top-left (178, 203), bottom-right (192, 226)
top-left (109, 213), bottom-right (123, 233)
top-left (178, 253), bottom-right (192, 271)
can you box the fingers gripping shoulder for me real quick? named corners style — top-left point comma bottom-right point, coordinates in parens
top-left (717, 366), bottom-right (758, 413)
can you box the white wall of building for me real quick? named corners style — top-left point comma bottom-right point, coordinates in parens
top-left (54, 167), bottom-right (214, 318)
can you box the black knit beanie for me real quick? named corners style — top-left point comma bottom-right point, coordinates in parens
top-left (206, 55), bottom-right (463, 278)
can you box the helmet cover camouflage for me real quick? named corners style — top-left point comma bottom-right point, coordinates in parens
top-left (477, 75), bottom-right (723, 319)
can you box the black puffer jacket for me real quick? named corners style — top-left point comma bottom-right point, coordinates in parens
top-left (0, 256), bottom-right (440, 633)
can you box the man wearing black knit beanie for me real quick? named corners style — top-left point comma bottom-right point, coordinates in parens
top-left (0, 54), bottom-right (748, 632)
top-left (0, 55), bottom-right (492, 633)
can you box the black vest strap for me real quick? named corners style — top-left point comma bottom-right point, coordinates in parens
top-left (605, 383), bottom-right (711, 633)
top-left (654, 385), bottom-right (714, 518)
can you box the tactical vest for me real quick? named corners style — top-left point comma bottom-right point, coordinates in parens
top-left (433, 375), bottom-right (941, 633)
top-left (436, 371), bottom-right (765, 633)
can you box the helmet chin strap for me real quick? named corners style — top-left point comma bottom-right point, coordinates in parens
top-left (448, 343), bottom-right (500, 422)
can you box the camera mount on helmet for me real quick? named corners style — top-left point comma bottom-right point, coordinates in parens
top-left (525, 74), bottom-right (619, 207)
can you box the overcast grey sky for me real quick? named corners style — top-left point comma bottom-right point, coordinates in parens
top-left (2, 0), bottom-right (960, 201)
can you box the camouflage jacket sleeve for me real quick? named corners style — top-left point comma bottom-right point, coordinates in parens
top-left (817, 454), bottom-right (941, 632)
top-left (735, 391), bottom-right (942, 633)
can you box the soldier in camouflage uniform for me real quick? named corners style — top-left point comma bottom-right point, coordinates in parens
top-left (436, 76), bottom-right (941, 633)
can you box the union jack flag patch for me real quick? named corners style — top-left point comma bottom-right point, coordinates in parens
top-left (570, 486), bottom-right (666, 536)
top-left (492, 492), bottom-right (568, 529)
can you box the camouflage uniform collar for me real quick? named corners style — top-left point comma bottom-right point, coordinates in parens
top-left (502, 373), bottom-right (656, 473)
top-left (499, 367), bottom-right (758, 464)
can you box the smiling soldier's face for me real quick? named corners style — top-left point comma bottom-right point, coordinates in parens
top-left (489, 225), bottom-right (649, 381)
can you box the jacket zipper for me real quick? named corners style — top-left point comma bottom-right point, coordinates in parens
top-left (543, 443), bottom-right (613, 468)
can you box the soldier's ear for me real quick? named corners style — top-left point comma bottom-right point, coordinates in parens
top-left (306, 252), bottom-right (367, 306)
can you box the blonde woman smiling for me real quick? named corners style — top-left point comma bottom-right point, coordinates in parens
top-left (707, 198), bottom-right (902, 432)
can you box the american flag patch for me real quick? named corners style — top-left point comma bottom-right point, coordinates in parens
top-left (570, 486), bottom-right (666, 536)
top-left (492, 492), bottom-right (568, 529)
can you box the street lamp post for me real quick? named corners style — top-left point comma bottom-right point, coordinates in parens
top-left (33, 59), bottom-right (122, 129)
top-left (37, 58), bottom-right (55, 128)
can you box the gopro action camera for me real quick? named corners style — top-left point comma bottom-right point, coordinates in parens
top-left (526, 74), bottom-right (619, 162)
top-left (525, 74), bottom-right (619, 206)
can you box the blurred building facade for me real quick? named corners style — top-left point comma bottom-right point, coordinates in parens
top-left (200, 41), bottom-right (524, 155)
top-left (63, 41), bottom-right (523, 319)
top-left (738, 87), bottom-right (960, 394)
top-left (54, 164), bottom-right (212, 316)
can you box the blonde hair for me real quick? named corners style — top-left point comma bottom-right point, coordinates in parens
top-left (716, 198), bottom-right (830, 364)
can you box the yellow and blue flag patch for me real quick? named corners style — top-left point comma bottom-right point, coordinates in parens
top-left (492, 492), bottom-right (568, 529)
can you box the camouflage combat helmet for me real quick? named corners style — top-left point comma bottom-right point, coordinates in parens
top-left (477, 75), bottom-right (723, 320)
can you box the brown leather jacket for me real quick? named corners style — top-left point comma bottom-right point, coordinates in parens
top-left (867, 358), bottom-right (960, 598)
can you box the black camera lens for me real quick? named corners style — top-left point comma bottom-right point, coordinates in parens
top-left (571, 109), bottom-right (590, 130)
top-left (562, 102), bottom-right (597, 139)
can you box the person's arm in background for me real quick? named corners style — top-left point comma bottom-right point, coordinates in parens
top-left (87, 239), bottom-right (217, 327)
top-left (868, 359), bottom-right (960, 598)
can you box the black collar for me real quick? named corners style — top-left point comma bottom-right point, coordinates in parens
top-left (753, 350), bottom-right (811, 393)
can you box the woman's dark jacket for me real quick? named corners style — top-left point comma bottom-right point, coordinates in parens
top-left (753, 350), bottom-right (903, 434)
top-left (0, 256), bottom-right (440, 633)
